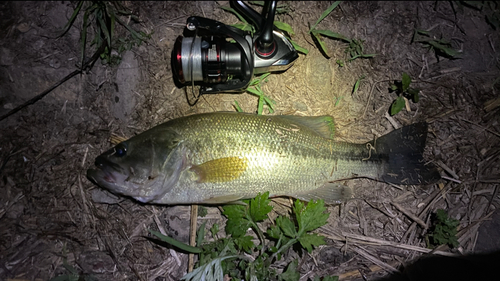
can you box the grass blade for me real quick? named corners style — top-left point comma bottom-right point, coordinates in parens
top-left (149, 230), bottom-right (202, 254)
top-left (257, 96), bottom-right (264, 115)
top-left (259, 72), bottom-right (271, 82)
top-left (360, 54), bottom-right (376, 58)
top-left (80, 9), bottom-right (90, 68)
top-left (313, 29), bottom-right (351, 43)
top-left (274, 21), bottom-right (294, 35)
top-left (312, 31), bottom-right (330, 57)
top-left (290, 39), bottom-right (308, 54)
top-left (234, 100), bottom-right (243, 112)
top-left (263, 96), bottom-right (275, 113)
top-left (352, 75), bottom-right (365, 95)
top-left (57, 1), bottom-right (84, 38)
top-left (246, 87), bottom-right (262, 96)
top-left (97, 11), bottom-right (111, 50)
top-left (309, 1), bottom-right (341, 32)
top-left (426, 40), bottom-right (463, 58)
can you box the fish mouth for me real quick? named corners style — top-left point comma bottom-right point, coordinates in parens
top-left (87, 166), bottom-right (121, 184)
top-left (87, 155), bottom-right (129, 187)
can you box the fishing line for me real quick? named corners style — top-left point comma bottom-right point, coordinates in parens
top-left (187, 29), bottom-right (201, 106)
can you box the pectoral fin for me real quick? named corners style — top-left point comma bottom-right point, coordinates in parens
top-left (191, 157), bottom-right (248, 183)
top-left (291, 183), bottom-right (353, 205)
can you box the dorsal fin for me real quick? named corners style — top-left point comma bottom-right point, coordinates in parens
top-left (277, 115), bottom-right (335, 139)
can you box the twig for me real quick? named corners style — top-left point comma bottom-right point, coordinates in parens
top-left (338, 263), bottom-right (389, 280)
top-left (352, 246), bottom-right (400, 273)
top-left (436, 160), bottom-right (459, 179)
top-left (402, 182), bottom-right (451, 242)
top-left (391, 202), bottom-right (427, 229)
top-left (78, 174), bottom-right (91, 227)
top-left (461, 118), bottom-right (500, 138)
top-left (0, 42), bottom-right (106, 122)
top-left (188, 204), bottom-right (198, 273)
top-left (363, 80), bottom-right (392, 119)
top-left (331, 232), bottom-right (460, 257)
top-left (384, 111), bottom-right (401, 129)
top-left (441, 175), bottom-right (461, 183)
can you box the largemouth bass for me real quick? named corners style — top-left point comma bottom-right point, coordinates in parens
top-left (87, 112), bottom-right (440, 204)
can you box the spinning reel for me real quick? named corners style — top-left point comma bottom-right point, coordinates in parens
top-left (171, 1), bottom-right (298, 103)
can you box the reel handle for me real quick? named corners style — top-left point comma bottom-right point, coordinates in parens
top-left (231, 1), bottom-right (278, 57)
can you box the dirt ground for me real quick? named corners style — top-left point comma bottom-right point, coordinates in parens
top-left (1, 1), bottom-right (499, 280)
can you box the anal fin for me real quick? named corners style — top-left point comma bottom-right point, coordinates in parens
top-left (202, 194), bottom-right (245, 204)
top-left (291, 183), bottom-right (353, 205)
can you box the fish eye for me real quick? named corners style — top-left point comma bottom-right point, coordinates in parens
top-left (114, 143), bottom-right (127, 157)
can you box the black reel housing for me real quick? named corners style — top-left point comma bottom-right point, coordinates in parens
top-left (172, 16), bottom-right (254, 94)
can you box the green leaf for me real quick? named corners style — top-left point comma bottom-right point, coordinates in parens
top-left (407, 88), bottom-right (420, 103)
top-left (199, 206), bottom-right (208, 217)
top-left (223, 205), bottom-right (251, 238)
top-left (267, 225), bottom-right (282, 239)
top-left (223, 204), bottom-right (247, 220)
top-left (235, 235), bottom-right (255, 253)
top-left (402, 72), bottom-right (411, 92)
top-left (276, 216), bottom-right (297, 238)
top-left (280, 260), bottom-right (300, 281)
top-left (309, 1), bottom-right (341, 32)
top-left (390, 96), bottom-right (405, 116)
top-left (313, 29), bottom-right (351, 43)
top-left (274, 21), bottom-right (295, 35)
top-left (311, 31), bottom-right (330, 58)
top-left (181, 255), bottom-right (237, 281)
top-left (248, 192), bottom-right (273, 222)
top-left (290, 39), bottom-right (309, 55)
top-left (149, 230), bottom-right (202, 253)
top-left (294, 199), bottom-right (329, 233)
top-left (298, 233), bottom-right (326, 253)
top-left (211, 223), bottom-right (219, 239)
top-left (234, 100), bottom-right (243, 112)
top-left (428, 209), bottom-right (460, 248)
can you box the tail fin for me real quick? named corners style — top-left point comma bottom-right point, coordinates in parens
top-left (374, 123), bottom-right (441, 185)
